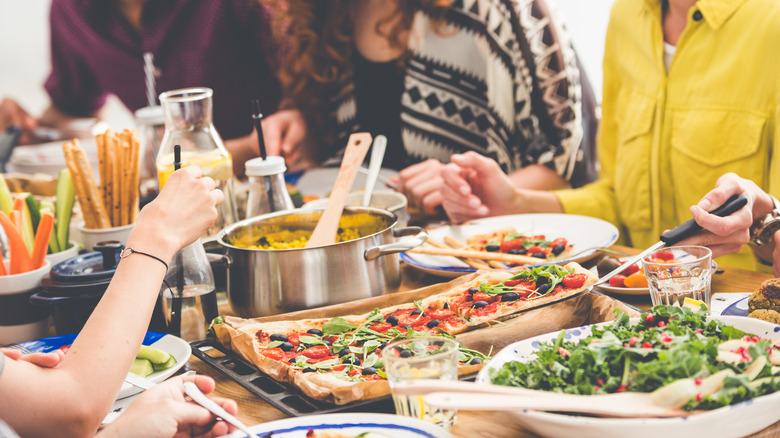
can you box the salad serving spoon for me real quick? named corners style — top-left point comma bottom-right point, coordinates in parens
top-left (392, 380), bottom-right (691, 418)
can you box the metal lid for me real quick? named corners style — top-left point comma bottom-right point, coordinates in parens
top-left (245, 156), bottom-right (287, 176)
top-left (48, 242), bottom-right (123, 285)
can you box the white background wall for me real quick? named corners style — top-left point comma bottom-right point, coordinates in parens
top-left (0, 0), bottom-right (614, 127)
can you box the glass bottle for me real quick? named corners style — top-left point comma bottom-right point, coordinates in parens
top-left (160, 241), bottom-right (218, 342)
top-left (134, 105), bottom-right (165, 207)
top-left (245, 156), bottom-right (294, 218)
top-left (156, 87), bottom-right (237, 237)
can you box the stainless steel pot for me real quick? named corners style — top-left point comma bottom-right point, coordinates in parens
top-left (216, 207), bottom-right (427, 317)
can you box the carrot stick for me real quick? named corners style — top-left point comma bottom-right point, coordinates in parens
top-left (12, 195), bottom-right (24, 213)
top-left (9, 210), bottom-right (23, 239)
top-left (0, 211), bottom-right (32, 274)
top-left (31, 210), bottom-right (54, 269)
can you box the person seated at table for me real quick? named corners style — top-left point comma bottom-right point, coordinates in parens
top-left (0, 166), bottom-right (230, 437)
top-left (439, 0), bottom-right (780, 271)
top-left (0, 372), bottom-right (236, 438)
top-left (257, 0), bottom-right (599, 214)
top-left (0, 0), bottom-right (281, 177)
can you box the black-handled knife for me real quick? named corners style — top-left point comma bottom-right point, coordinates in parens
top-left (594, 193), bottom-right (748, 287)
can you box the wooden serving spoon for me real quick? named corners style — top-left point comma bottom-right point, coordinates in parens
top-left (391, 380), bottom-right (692, 418)
top-left (306, 132), bottom-right (372, 248)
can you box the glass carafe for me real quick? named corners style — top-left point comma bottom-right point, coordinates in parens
top-left (156, 87), bottom-right (237, 237)
top-left (160, 240), bottom-right (218, 342)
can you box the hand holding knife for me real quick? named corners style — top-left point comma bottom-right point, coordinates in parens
top-left (594, 194), bottom-right (748, 287)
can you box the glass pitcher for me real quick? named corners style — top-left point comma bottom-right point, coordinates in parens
top-left (156, 87), bottom-right (237, 237)
top-left (160, 241), bottom-right (218, 342)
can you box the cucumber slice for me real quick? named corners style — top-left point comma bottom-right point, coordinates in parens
top-left (152, 355), bottom-right (177, 372)
top-left (55, 169), bottom-right (75, 251)
top-left (137, 345), bottom-right (172, 365)
top-left (129, 358), bottom-right (154, 377)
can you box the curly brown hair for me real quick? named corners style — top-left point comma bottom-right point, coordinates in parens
top-left (263, 0), bottom-right (451, 162)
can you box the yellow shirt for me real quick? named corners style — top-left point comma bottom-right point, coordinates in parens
top-left (555, 0), bottom-right (780, 270)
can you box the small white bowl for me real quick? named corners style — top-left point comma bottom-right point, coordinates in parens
top-left (0, 261), bottom-right (52, 344)
top-left (303, 190), bottom-right (408, 227)
top-left (45, 241), bottom-right (80, 268)
top-left (77, 223), bottom-right (135, 252)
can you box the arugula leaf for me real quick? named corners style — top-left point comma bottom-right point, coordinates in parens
top-left (323, 317), bottom-right (357, 335)
top-left (258, 341), bottom-right (283, 349)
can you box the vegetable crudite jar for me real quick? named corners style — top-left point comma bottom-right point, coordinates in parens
top-left (216, 206), bottom-right (427, 317)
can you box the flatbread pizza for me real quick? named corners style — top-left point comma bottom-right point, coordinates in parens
top-left (212, 262), bottom-right (597, 405)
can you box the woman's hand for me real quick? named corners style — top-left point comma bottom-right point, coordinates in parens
top-left (97, 375), bottom-right (237, 438)
top-left (392, 159), bottom-right (447, 215)
top-left (260, 109), bottom-right (313, 171)
top-left (440, 152), bottom-right (519, 222)
top-left (1, 348), bottom-right (65, 368)
top-left (677, 173), bottom-right (775, 258)
top-left (130, 166), bottom-right (224, 260)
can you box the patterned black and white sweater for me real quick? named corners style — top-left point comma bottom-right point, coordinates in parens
top-left (329, 0), bottom-right (590, 185)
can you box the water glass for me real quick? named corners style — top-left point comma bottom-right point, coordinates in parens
top-left (642, 245), bottom-right (713, 310)
top-left (383, 337), bottom-right (458, 428)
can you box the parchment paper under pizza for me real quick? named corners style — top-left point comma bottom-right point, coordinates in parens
top-left (213, 262), bottom-right (597, 405)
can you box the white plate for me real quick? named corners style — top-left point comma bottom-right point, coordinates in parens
top-left (224, 413), bottom-right (454, 438)
top-left (401, 214), bottom-right (619, 278)
top-left (117, 333), bottom-right (191, 399)
top-left (295, 167), bottom-right (400, 198)
top-left (476, 315), bottom-right (780, 438)
top-left (594, 257), bottom-right (718, 298)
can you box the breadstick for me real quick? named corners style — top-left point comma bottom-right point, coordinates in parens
top-left (62, 142), bottom-right (95, 229)
top-left (128, 130), bottom-right (140, 222)
top-left (407, 246), bottom-right (548, 265)
top-left (444, 236), bottom-right (509, 269)
top-left (112, 132), bottom-right (122, 226)
top-left (427, 238), bottom-right (491, 270)
top-left (73, 141), bottom-right (111, 228)
top-left (120, 132), bottom-right (131, 226)
top-left (103, 130), bottom-right (115, 225)
top-left (95, 131), bottom-right (107, 212)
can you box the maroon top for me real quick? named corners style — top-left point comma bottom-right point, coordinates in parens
top-left (44, 0), bottom-right (281, 140)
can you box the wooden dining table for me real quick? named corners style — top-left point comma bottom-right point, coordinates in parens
top-left (186, 246), bottom-right (780, 438)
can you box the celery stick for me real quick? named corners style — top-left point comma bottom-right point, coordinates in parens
top-left (55, 169), bottom-right (75, 251)
top-left (20, 194), bottom-right (35, 255)
top-left (0, 175), bottom-right (11, 214)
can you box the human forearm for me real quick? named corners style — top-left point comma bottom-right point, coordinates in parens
top-left (508, 164), bottom-right (570, 191)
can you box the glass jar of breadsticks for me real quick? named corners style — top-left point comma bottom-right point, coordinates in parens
top-left (62, 130), bottom-right (142, 245)
top-left (156, 87), bottom-right (238, 238)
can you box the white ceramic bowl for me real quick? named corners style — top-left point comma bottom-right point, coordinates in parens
top-left (45, 241), bottom-right (80, 267)
top-left (0, 261), bottom-right (52, 344)
top-left (303, 190), bottom-right (408, 227)
top-left (77, 223), bottom-right (135, 251)
top-left (476, 315), bottom-right (780, 438)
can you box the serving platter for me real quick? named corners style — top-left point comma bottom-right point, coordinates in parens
top-left (475, 315), bottom-right (780, 438)
top-left (401, 214), bottom-right (619, 278)
top-left (722, 296), bottom-right (749, 317)
top-left (224, 413), bottom-right (454, 438)
top-left (17, 331), bottom-right (190, 399)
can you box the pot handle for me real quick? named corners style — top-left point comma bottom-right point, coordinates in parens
top-left (364, 226), bottom-right (428, 261)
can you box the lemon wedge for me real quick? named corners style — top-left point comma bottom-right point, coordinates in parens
top-left (683, 297), bottom-right (705, 310)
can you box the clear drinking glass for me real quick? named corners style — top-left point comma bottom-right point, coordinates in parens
top-left (157, 87), bottom-right (237, 237)
top-left (160, 240), bottom-right (218, 342)
top-left (642, 245), bottom-right (713, 310)
top-left (383, 337), bottom-right (459, 428)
